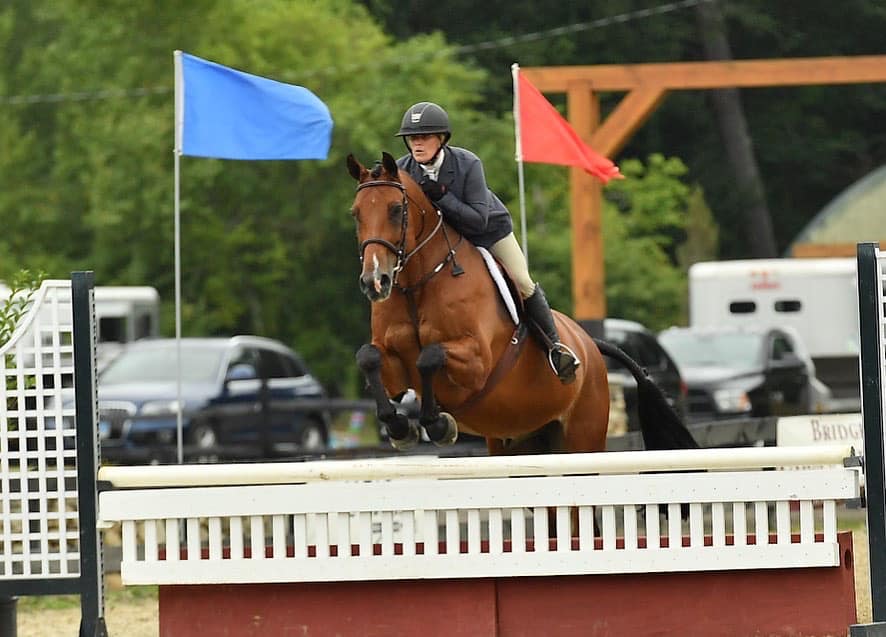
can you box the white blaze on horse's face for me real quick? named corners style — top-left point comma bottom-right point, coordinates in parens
top-left (372, 254), bottom-right (383, 294)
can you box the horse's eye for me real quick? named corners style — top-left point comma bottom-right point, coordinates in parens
top-left (350, 206), bottom-right (358, 219)
top-left (389, 203), bottom-right (404, 223)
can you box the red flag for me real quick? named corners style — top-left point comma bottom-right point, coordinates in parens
top-left (516, 69), bottom-right (622, 183)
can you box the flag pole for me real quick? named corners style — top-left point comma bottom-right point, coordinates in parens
top-left (511, 63), bottom-right (529, 265)
top-left (173, 50), bottom-right (184, 464)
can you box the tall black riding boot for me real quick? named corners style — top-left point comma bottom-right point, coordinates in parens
top-left (524, 284), bottom-right (580, 384)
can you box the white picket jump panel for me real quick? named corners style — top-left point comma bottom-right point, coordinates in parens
top-left (99, 445), bottom-right (861, 586)
top-left (0, 281), bottom-right (80, 581)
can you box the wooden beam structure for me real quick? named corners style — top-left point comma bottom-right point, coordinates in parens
top-left (792, 242), bottom-right (886, 258)
top-left (521, 55), bottom-right (886, 329)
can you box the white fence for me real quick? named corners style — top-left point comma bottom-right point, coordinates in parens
top-left (0, 281), bottom-right (79, 582)
top-left (98, 445), bottom-right (861, 586)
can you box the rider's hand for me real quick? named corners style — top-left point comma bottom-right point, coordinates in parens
top-left (420, 178), bottom-right (446, 201)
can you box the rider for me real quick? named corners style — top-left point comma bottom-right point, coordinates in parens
top-left (395, 101), bottom-right (580, 384)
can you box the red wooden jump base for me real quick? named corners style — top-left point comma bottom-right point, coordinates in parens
top-left (163, 548), bottom-right (855, 637)
top-left (98, 447), bottom-right (862, 637)
top-left (158, 531), bottom-right (856, 637)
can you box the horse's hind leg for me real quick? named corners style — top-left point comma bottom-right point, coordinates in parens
top-left (356, 344), bottom-right (420, 449)
top-left (416, 344), bottom-right (458, 446)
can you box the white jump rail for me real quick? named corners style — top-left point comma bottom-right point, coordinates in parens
top-left (98, 444), bottom-right (861, 586)
top-left (98, 444), bottom-right (857, 486)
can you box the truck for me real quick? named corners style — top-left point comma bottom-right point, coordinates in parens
top-left (1, 282), bottom-right (160, 369)
top-left (687, 258), bottom-right (859, 413)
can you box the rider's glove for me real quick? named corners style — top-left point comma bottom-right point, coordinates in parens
top-left (420, 178), bottom-right (446, 201)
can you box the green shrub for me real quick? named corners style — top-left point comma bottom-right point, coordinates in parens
top-left (2, 270), bottom-right (44, 432)
top-left (0, 270), bottom-right (44, 346)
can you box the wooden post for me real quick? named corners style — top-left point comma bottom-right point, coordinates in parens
top-left (522, 56), bottom-right (886, 326)
top-left (567, 81), bottom-right (604, 337)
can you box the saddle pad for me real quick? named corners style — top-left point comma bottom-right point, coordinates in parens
top-left (477, 247), bottom-right (519, 325)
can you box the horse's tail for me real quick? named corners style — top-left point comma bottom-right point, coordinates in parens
top-left (593, 338), bottom-right (699, 451)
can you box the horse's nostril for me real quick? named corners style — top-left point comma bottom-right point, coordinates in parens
top-left (379, 274), bottom-right (391, 289)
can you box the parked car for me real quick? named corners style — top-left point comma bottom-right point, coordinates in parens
top-left (658, 325), bottom-right (812, 423)
top-left (96, 336), bottom-right (330, 460)
top-left (603, 318), bottom-right (688, 432)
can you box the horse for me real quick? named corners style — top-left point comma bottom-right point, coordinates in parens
top-left (346, 151), bottom-right (698, 457)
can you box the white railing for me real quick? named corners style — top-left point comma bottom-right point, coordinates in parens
top-left (98, 445), bottom-right (861, 586)
top-left (0, 281), bottom-right (80, 581)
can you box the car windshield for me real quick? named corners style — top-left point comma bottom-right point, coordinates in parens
top-left (99, 344), bottom-right (225, 384)
top-left (659, 331), bottom-right (763, 370)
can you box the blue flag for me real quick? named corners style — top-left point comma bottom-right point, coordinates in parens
top-left (175, 52), bottom-right (333, 160)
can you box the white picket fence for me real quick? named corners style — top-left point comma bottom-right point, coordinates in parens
top-left (97, 444), bottom-right (861, 586)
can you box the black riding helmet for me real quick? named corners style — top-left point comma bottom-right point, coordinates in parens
top-left (396, 102), bottom-right (452, 145)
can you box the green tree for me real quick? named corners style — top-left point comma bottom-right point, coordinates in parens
top-left (0, 1), bottom-right (704, 393)
top-left (363, 0), bottom-right (886, 256)
top-left (511, 155), bottom-right (693, 331)
top-left (0, 0), bottom-right (487, 394)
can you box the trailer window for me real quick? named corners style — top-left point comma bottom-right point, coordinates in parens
top-left (99, 317), bottom-right (126, 343)
top-left (774, 300), bottom-right (802, 313)
top-left (729, 301), bottom-right (756, 314)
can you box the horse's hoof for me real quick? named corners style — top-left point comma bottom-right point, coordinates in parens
top-left (389, 420), bottom-right (421, 450)
top-left (429, 412), bottom-right (458, 447)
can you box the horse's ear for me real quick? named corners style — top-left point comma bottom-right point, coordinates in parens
top-left (381, 152), bottom-right (399, 178)
top-left (346, 154), bottom-right (366, 181)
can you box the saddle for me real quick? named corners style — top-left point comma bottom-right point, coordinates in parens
top-left (476, 247), bottom-right (549, 348)
top-left (476, 247), bottom-right (522, 325)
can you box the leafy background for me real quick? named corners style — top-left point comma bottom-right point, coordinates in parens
top-left (1, 0), bottom-right (884, 395)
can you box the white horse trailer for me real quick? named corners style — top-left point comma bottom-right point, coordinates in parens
top-left (1, 282), bottom-right (159, 369)
top-left (688, 258), bottom-right (859, 412)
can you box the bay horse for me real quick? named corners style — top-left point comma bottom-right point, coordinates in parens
top-left (347, 151), bottom-right (697, 456)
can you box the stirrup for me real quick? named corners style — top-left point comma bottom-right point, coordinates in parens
top-left (548, 342), bottom-right (580, 383)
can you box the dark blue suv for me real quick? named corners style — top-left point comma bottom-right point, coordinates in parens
top-left (96, 336), bottom-right (330, 460)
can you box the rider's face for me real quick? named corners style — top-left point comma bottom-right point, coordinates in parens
top-left (407, 134), bottom-right (443, 163)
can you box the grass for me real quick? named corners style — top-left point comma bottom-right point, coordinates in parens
top-left (16, 581), bottom-right (157, 612)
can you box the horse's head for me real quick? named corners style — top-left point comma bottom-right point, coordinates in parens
top-left (347, 151), bottom-right (421, 302)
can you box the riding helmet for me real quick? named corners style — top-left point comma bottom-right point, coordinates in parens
top-left (396, 102), bottom-right (451, 143)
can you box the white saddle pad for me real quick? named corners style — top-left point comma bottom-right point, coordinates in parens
top-left (477, 247), bottom-right (519, 325)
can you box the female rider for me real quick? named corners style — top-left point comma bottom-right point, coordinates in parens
top-left (395, 101), bottom-right (579, 384)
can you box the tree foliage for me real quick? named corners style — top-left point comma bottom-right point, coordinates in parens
top-left (0, 0), bottom-right (701, 392)
top-left (364, 0), bottom-right (886, 257)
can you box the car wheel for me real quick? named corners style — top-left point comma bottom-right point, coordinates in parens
top-left (299, 420), bottom-right (326, 452)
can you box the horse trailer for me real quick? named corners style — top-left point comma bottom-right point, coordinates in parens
top-left (1, 281), bottom-right (159, 369)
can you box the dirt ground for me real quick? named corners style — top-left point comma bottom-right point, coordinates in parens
top-left (16, 575), bottom-right (157, 637)
top-left (15, 518), bottom-right (874, 635)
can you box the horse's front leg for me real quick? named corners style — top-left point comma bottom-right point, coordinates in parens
top-left (416, 343), bottom-right (458, 446)
top-left (356, 344), bottom-right (420, 450)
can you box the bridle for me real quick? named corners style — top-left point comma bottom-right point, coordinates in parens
top-left (356, 179), bottom-right (463, 290)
